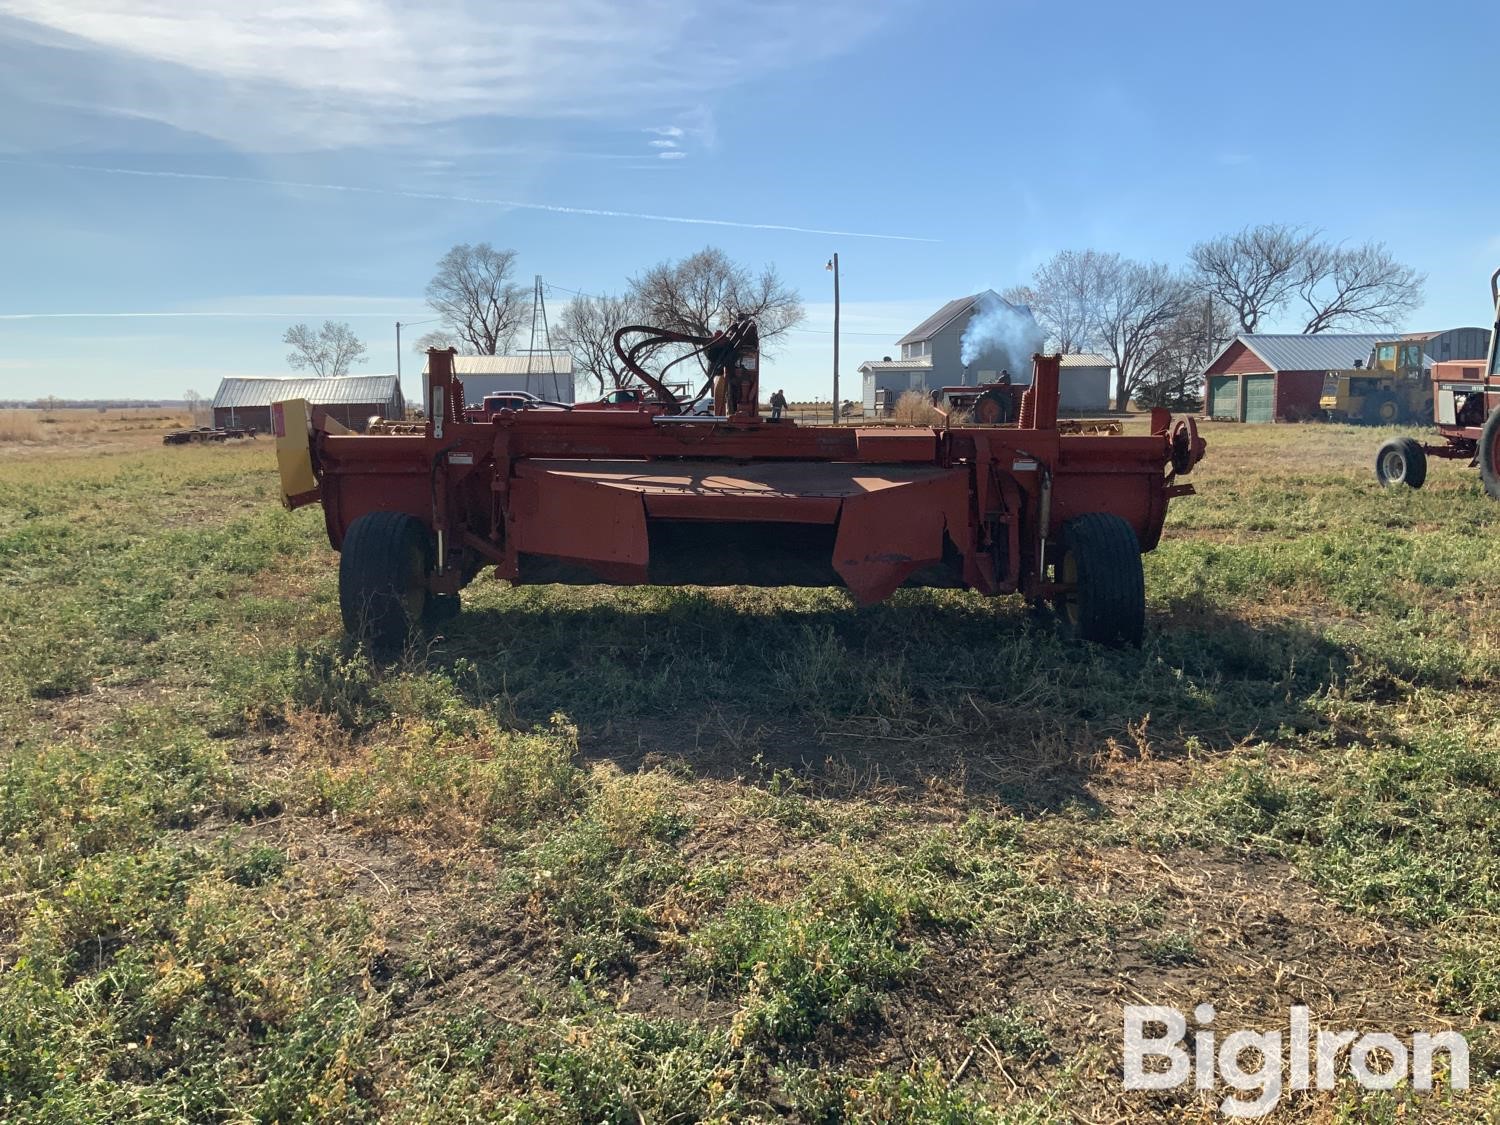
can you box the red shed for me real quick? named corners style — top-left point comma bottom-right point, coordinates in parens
top-left (1203, 333), bottom-right (1387, 422)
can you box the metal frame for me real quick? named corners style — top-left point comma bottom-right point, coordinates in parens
top-left (281, 321), bottom-right (1207, 608)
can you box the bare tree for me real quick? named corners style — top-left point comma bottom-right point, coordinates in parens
top-left (628, 247), bottom-right (804, 353)
top-left (1296, 242), bottom-right (1424, 333)
top-left (283, 321), bottom-right (367, 378)
top-left (183, 388), bottom-right (205, 423)
top-left (1012, 250), bottom-right (1117, 354)
top-left (425, 243), bottom-right (528, 355)
top-left (1024, 251), bottom-right (1190, 409)
top-left (555, 292), bottom-right (642, 393)
top-left (413, 329), bottom-right (462, 355)
top-left (1135, 297), bottom-right (1235, 412)
top-left (1189, 223), bottom-right (1321, 333)
top-left (1093, 258), bottom-right (1193, 410)
top-left (1191, 223), bottom-right (1423, 334)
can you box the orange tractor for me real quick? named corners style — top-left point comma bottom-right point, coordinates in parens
top-left (1376, 268), bottom-right (1500, 499)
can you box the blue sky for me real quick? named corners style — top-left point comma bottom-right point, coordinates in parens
top-left (1, 0), bottom-right (1496, 402)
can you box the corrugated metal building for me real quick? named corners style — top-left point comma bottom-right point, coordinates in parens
top-left (856, 356), bottom-right (935, 414)
top-left (1397, 327), bottom-right (1491, 364)
top-left (211, 375), bottom-right (404, 432)
top-left (1204, 329), bottom-right (1493, 422)
top-left (420, 355), bottom-right (576, 405)
top-left (1204, 334), bottom-right (1387, 422)
top-left (1058, 354), bottom-right (1114, 413)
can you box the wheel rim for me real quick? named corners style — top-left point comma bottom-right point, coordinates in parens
top-left (1380, 401), bottom-right (1398, 424)
top-left (977, 399), bottom-right (999, 424)
top-left (1381, 449), bottom-right (1406, 482)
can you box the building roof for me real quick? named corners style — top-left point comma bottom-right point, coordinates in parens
top-left (423, 354), bottom-right (574, 376)
top-left (857, 356), bottom-right (935, 372)
top-left (1207, 333), bottom-right (1389, 375)
top-left (897, 289), bottom-right (1027, 346)
top-left (1403, 327), bottom-right (1489, 342)
top-left (1059, 353), bottom-right (1113, 367)
top-left (212, 374), bottom-right (401, 410)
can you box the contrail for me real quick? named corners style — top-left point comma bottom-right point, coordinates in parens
top-left (5, 160), bottom-right (938, 243)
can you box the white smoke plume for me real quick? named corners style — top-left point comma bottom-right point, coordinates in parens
top-left (959, 292), bottom-right (1046, 381)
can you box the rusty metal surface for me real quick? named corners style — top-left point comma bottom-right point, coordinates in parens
top-left (296, 339), bottom-right (1210, 606)
top-left (506, 459), bottom-right (971, 603)
top-left (851, 429), bottom-right (939, 461)
top-left (833, 469), bottom-right (971, 604)
top-left (508, 467), bottom-right (649, 581)
top-left (515, 459), bottom-right (955, 499)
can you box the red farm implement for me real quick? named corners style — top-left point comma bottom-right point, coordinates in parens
top-left (1375, 267), bottom-right (1500, 498)
top-left (274, 317), bottom-right (1206, 649)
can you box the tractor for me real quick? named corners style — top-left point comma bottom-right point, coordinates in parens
top-left (1375, 267), bottom-right (1500, 499)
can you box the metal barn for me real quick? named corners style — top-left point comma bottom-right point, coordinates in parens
top-left (420, 355), bottom-right (576, 405)
top-left (211, 375), bottom-right (404, 433)
top-left (1204, 334), bottom-right (1387, 422)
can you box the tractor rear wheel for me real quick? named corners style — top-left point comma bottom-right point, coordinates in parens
top-left (1375, 437), bottom-right (1426, 490)
top-left (1363, 390), bottom-right (1403, 426)
top-left (339, 511), bottom-right (432, 650)
top-left (1480, 408), bottom-right (1500, 502)
top-left (1052, 513), bottom-right (1145, 647)
top-left (974, 389), bottom-right (1014, 425)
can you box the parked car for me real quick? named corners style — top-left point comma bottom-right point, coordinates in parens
top-left (462, 391), bottom-right (571, 422)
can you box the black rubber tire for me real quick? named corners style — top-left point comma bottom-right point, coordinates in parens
top-left (339, 511), bottom-right (432, 650)
top-left (1375, 437), bottom-right (1427, 490)
top-left (1480, 407), bottom-right (1500, 502)
top-left (974, 389), bottom-right (1014, 425)
top-left (1052, 513), bottom-right (1145, 647)
top-left (1363, 390), bottom-right (1402, 426)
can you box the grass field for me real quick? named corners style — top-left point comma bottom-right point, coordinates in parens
top-left (0, 407), bottom-right (200, 457)
top-left (1, 419), bottom-right (1498, 1121)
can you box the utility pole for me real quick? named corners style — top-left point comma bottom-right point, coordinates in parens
top-left (395, 321), bottom-right (402, 384)
top-left (1202, 296), bottom-right (1213, 409)
top-left (827, 252), bottom-right (840, 423)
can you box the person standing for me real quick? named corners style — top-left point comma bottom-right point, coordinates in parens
top-left (770, 388), bottom-right (787, 421)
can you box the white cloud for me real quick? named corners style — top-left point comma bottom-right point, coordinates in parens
top-left (647, 126), bottom-right (685, 137)
top-left (658, 150), bottom-right (687, 160)
top-left (0, 0), bottom-right (902, 150)
top-left (649, 139), bottom-right (678, 148)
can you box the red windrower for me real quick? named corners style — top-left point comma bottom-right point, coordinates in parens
top-left (278, 315), bottom-right (1208, 649)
